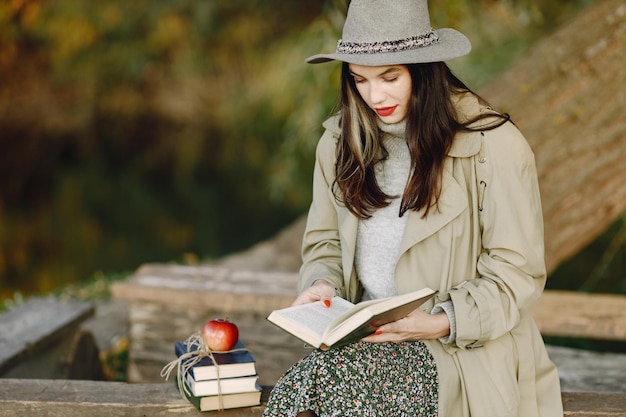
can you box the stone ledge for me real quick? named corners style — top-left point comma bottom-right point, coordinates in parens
top-left (0, 298), bottom-right (96, 377)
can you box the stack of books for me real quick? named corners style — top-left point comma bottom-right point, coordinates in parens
top-left (175, 339), bottom-right (261, 412)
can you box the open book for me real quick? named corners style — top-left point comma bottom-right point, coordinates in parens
top-left (267, 288), bottom-right (435, 350)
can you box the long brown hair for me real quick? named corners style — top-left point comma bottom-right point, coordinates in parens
top-left (333, 61), bottom-right (509, 219)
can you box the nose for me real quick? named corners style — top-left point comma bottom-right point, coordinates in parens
top-left (367, 82), bottom-right (386, 105)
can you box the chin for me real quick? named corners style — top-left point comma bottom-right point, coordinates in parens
top-left (378, 115), bottom-right (406, 124)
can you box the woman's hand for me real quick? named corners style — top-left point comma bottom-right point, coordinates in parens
top-left (291, 280), bottom-right (336, 307)
top-left (361, 308), bottom-right (450, 343)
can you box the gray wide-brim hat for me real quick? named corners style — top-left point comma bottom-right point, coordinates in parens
top-left (306, 0), bottom-right (471, 65)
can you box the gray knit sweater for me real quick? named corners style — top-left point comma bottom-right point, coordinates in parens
top-left (354, 119), bottom-right (456, 343)
top-left (355, 120), bottom-right (409, 301)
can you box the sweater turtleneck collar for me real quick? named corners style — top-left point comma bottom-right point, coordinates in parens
top-left (377, 118), bottom-right (406, 140)
top-left (377, 118), bottom-right (408, 158)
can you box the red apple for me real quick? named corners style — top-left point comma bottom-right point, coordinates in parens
top-left (201, 318), bottom-right (239, 351)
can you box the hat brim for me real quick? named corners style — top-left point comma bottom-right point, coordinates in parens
top-left (306, 28), bottom-right (470, 65)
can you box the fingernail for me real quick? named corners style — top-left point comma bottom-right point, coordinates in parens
top-left (323, 300), bottom-right (331, 307)
top-left (375, 329), bottom-right (383, 335)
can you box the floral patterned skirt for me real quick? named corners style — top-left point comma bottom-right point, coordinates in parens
top-left (263, 340), bottom-right (438, 417)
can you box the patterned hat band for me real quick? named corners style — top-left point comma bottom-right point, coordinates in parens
top-left (336, 29), bottom-right (439, 55)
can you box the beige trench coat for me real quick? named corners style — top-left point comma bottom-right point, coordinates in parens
top-left (298, 95), bottom-right (563, 416)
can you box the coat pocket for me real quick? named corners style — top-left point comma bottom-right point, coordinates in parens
top-left (456, 333), bottom-right (520, 417)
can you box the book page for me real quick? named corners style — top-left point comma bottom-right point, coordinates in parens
top-left (267, 297), bottom-right (355, 347)
top-left (323, 288), bottom-right (436, 347)
top-left (268, 288), bottom-right (435, 349)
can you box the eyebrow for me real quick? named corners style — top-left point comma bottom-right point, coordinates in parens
top-left (349, 67), bottom-right (403, 78)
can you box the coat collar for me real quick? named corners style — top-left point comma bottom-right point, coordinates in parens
top-left (448, 92), bottom-right (495, 157)
top-left (449, 130), bottom-right (482, 157)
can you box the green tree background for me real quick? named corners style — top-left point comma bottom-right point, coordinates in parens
top-left (2, 0), bottom-right (622, 302)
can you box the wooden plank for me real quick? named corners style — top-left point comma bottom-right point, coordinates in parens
top-left (0, 379), bottom-right (269, 417)
top-left (547, 345), bottom-right (626, 393)
top-left (533, 290), bottom-right (626, 341)
top-left (0, 379), bottom-right (624, 417)
top-left (111, 263), bottom-right (297, 314)
top-left (0, 298), bottom-right (94, 375)
top-left (114, 264), bottom-right (626, 341)
top-left (562, 392), bottom-right (626, 417)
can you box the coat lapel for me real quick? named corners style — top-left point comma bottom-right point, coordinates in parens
top-left (398, 129), bottom-right (482, 257)
top-left (398, 165), bottom-right (469, 256)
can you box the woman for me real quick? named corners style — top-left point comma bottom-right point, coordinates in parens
top-left (264, 0), bottom-right (562, 416)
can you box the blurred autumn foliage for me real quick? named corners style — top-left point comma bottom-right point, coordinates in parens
top-left (0, 0), bottom-right (597, 299)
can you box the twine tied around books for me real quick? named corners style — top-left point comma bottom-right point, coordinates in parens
top-left (160, 332), bottom-right (249, 411)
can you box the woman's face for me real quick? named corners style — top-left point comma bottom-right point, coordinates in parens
top-left (348, 63), bottom-right (412, 124)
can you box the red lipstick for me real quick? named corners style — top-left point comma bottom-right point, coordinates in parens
top-left (375, 106), bottom-right (397, 117)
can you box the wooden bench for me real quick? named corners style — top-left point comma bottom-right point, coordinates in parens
top-left (106, 264), bottom-right (626, 415)
top-left (0, 379), bottom-right (624, 417)
top-left (0, 297), bottom-right (102, 380)
top-left (0, 268), bottom-right (624, 415)
top-left (111, 263), bottom-right (626, 387)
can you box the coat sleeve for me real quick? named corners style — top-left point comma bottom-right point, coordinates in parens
top-left (449, 122), bottom-right (547, 349)
top-left (298, 129), bottom-right (346, 296)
